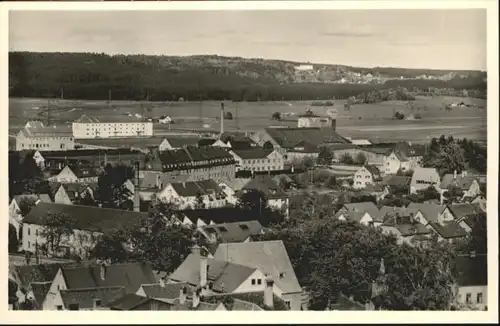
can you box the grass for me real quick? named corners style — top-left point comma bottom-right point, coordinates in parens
top-left (9, 96), bottom-right (487, 143)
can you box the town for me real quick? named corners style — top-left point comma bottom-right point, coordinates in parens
top-left (8, 103), bottom-right (487, 311)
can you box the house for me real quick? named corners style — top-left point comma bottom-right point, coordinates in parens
top-left (107, 293), bottom-right (186, 311)
top-left (353, 165), bottom-right (381, 189)
top-left (452, 255), bottom-right (487, 310)
top-left (161, 135), bottom-right (201, 150)
top-left (230, 148), bottom-right (284, 173)
top-left (409, 168), bottom-right (440, 194)
top-left (272, 174), bottom-right (297, 190)
top-left (199, 220), bottom-right (264, 244)
top-left (337, 202), bottom-right (381, 225)
top-left (220, 132), bottom-right (258, 150)
top-left (440, 203), bottom-right (485, 224)
top-left (16, 123), bottom-right (74, 151)
top-left (21, 202), bottom-right (148, 257)
top-left (9, 195), bottom-right (43, 241)
top-left (211, 139), bottom-right (230, 148)
top-left (379, 211), bottom-right (432, 246)
top-left (458, 212), bottom-right (486, 233)
top-left (218, 178), bottom-right (251, 205)
top-left (214, 240), bottom-right (307, 310)
top-left (74, 137), bottom-right (170, 152)
top-left (49, 182), bottom-right (96, 205)
top-left (47, 165), bottom-right (101, 184)
top-left (241, 176), bottom-right (290, 217)
top-left (364, 184), bottom-right (390, 202)
top-left (439, 171), bottom-right (482, 199)
top-left (406, 203), bottom-right (446, 226)
top-left (463, 194), bottom-right (487, 212)
top-left (58, 287), bottom-right (126, 310)
top-left (157, 179), bottom-right (228, 209)
top-left (178, 207), bottom-right (282, 228)
top-left (43, 262), bottom-right (157, 310)
top-left (383, 143), bottom-right (425, 175)
top-left (297, 110), bottom-right (332, 128)
top-left (381, 174), bottom-right (411, 189)
top-left (426, 221), bottom-right (467, 243)
top-left (72, 114), bottom-right (153, 139)
top-left (144, 146), bottom-right (236, 181)
top-left (335, 211), bottom-right (375, 226)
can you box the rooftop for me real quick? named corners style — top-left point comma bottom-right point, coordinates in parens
top-left (201, 220), bottom-right (263, 243)
top-left (428, 221), bottom-right (467, 239)
top-left (455, 255), bottom-right (487, 287)
top-left (60, 286), bottom-right (126, 310)
top-left (231, 148), bottom-right (274, 160)
top-left (264, 127), bottom-right (349, 149)
top-left (170, 179), bottom-right (224, 198)
top-left (440, 174), bottom-right (478, 190)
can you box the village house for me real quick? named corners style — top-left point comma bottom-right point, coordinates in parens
top-left (363, 184), bottom-right (390, 202)
top-left (452, 255), bottom-right (487, 310)
top-left (336, 202), bottom-right (381, 225)
top-left (383, 143), bottom-right (425, 175)
top-left (199, 220), bottom-right (264, 244)
top-left (43, 262), bottom-right (157, 310)
top-left (409, 167), bottom-right (440, 194)
top-left (160, 135), bottom-right (202, 150)
top-left (72, 114), bottom-right (154, 139)
top-left (213, 240), bottom-right (308, 310)
top-left (406, 203), bottom-right (446, 226)
top-left (241, 176), bottom-right (290, 218)
top-left (47, 165), bottom-right (101, 184)
top-left (426, 221), bottom-right (468, 243)
top-left (352, 165), bottom-right (381, 189)
top-left (229, 148), bottom-right (284, 173)
top-left (439, 203), bottom-right (485, 224)
top-left (297, 109), bottom-right (333, 128)
top-left (9, 195), bottom-right (52, 242)
top-left (439, 171), bottom-right (482, 199)
top-left (177, 207), bottom-right (279, 228)
top-left (73, 136), bottom-right (169, 152)
top-left (462, 194), bottom-right (487, 211)
top-left (335, 211), bottom-right (376, 227)
top-left (457, 212), bottom-right (486, 233)
top-left (16, 121), bottom-right (75, 152)
top-left (21, 202), bottom-right (147, 257)
top-left (218, 178), bottom-right (251, 205)
top-left (379, 210), bottom-right (432, 246)
top-left (157, 179), bottom-right (229, 209)
top-left (381, 175), bottom-right (411, 193)
top-left (49, 182), bottom-right (96, 205)
top-left (142, 146), bottom-right (236, 182)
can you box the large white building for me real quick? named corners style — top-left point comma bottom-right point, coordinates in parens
top-left (72, 115), bottom-right (154, 139)
top-left (16, 121), bottom-right (74, 151)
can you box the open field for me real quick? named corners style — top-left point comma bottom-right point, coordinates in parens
top-left (9, 95), bottom-right (487, 143)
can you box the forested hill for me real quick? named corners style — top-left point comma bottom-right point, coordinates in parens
top-left (9, 52), bottom-right (487, 101)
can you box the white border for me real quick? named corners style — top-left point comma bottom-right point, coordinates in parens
top-left (0, 1), bottom-right (498, 324)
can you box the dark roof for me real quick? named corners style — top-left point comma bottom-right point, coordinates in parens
top-left (429, 221), bottom-right (467, 239)
top-left (394, 142), bottom-right (426, 157)
top-left (461, 212), bottom-right (487, 228)
top-left (198, 138), bottom-right (217, 147)
top-left (363, 164), bottom-right (380, 176)
top-left (393, 223), bottom-right (431, 237)
top-left (329, 293), bottom-right (366, 311)
top-left (381, 175), bottom-right (411, 187)
top-left (231, 148), bottom-right (273, 160)
top-left (140, 282), bottom-right (191, 302)
top-left (180, 207), bottom-right (266, 225)
top-left (242, 175), bottom-right (287, 199)
top-left (406, 203), bottom-right (446, 223)
top-left (106, 293), bottom-right (153, 310)
top-left (11, 263), bottom-right (67, 290)
top-left (61, 262), bottom-right (156, 293)
top-left (169, 253), bottom-right (257, 292)
top-left (202, 220), bottom-right (263, 243)
top-left (75, 137), bottom-right (166, 149)
top-left (60, 286), bottom-right (126, 310)
top-left (158, 146), bottom-right (235, 172)
top-left (60, 183), bottom-right (92, 201)
top-left (455, 256), bottom-right (487, 286)
top-left (440, 174), bottom-right (478, 190)
top-left (448, 203), bottom-right (484, 220)
top-left (170, 179), bottom-right (223, 197)
top-left (30, 282), bottom-right (52, 307)
top-left (40, 148), bottom-right (145, 160)
top-left (23, 202), bottom-right (148, 234)
top-left (203, 291), bottom-right (289, 310)
top-left (340, 202), bottom-right (380, 221)
top-left (165, 136), bottom-right (201, 149)
top-left (264, 127), bottom-right (348, 149)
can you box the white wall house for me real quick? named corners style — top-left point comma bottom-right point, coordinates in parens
top-left (72, 115), bottom-right (153, 139)
top-left (353, 165), bottom-right (380, 189)
top-left (410, 168), bottom-right (440, 194)
top-left (157, 180), bottom-right (228, 210)
top-left (230, 149), bottom-right (284, 172)
top-left (16, 125), bottom-right (75, 152)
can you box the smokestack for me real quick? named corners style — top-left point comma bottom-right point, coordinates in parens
top-left (179, 286), bottom-right (187, 305)
top-left (331, 117), bottom-right (337, 131)
top-left (264, 276), bottom-right (274, 309)
top-left (220, 102), bottom-right (225, 135)
top-left (100, 263), bottom-right (107, 280)
top-left (200, 249), bottom-right (208, 288)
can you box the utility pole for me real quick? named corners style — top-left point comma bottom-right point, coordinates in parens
top-left (108, 89), bottom-right (112, 109)
top-left (60, 88), bottom-right (64, 100)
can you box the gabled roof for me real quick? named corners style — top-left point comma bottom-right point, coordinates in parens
top-left (170, 179), bottom-right (223, 198)
top-left (219, 178), bottom-right (251, 192)
top-left (74, 115), bottom-right (100, 123)
top-left (201, 220), bottom-right (263, 243)
top-left (242, 176), bottom-right (287, 199)
top-left (139, 282), bottom-right (191, 303)
top-left (169, 253), bottom-right (257, 293)
top-left (428, 221), bottom-right (467, 239)
top-left (20, 125), bottom-right (73, 137)
top-left (461, 212), bottom-right (487, 228)
top-left (30, 282), bottom-right (52, 307)
top-left (60, 183), bottom-right (92, 200)
top-left (180, 207), bottom-right (275, 225)
top-left (106, 293), bottom-right (158, 310)
top-left (406, 203), bottom-right (446, 223)
top-left (448, 203), bottom-right (484, 220)
top-left (411, 167), bottom-right (440, 184)
top-left (60, 286), bottom-right (126, 310)
top-left (11, 263), bottom-right (68, 290)
top-left (394, 142), bottom-right (426, 157)
top-left (165, 136), bottom-right (201, 149)
top-left (381, 175), bottom-right (411, 187)
top-left (61, 262), bottom-right (156, 293)
top-left (440, 174), bottom-right (478, 190)
top-left (362, 164), bottom-right (380, 177)
top-left (264, 127), bottom-right (349, 149)
top-left (231, 148), bottom-right (274, 160)
top-left (340, 202), bottom-right (380, 221)
top-left (159, 146), bottom-right (235, 171)
top-left (455, 255), bottom-right (487, 287)
top-left (214, 241), bottom-right (302, 295)
top-left (23, 202), bottom-right (148, 234)
top-left (392, 223), bottom-right (431, 237)
top-left (336, 211), bottom-right (370, 223)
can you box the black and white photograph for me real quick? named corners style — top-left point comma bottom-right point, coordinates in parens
top-left (2, 0), bottom-right (497, 322)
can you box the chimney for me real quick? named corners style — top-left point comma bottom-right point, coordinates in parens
top-left (453, 170), bottom-right (457, 179)
top-left (191, 244), bottom-right (201, 256)
top-left (440, 190), bottom-right (444, 205)
top-left (159, 277), bottom-right (165, 287)
top-left (100, 263), bottom-right (107, 280)
top-left (331, 118), bottom-right (337, 131)
top-left (200, 249), bottom-right (208, 288)
top-left (192, 288), bottom-right (201, 309)
top-left (179, 286), bottom-right (187, 305)
top-left (220, 102), bottom-right (225, 135)
top-left (264, 276), bottom-right (274, 309)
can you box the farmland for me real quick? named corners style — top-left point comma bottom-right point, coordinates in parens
top-left (8, 95), bottom-right (487, 143)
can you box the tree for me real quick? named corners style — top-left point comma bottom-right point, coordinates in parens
top-left (17, 196), bottom-right (38, 217)
top-left (224, 111), bottom-right (233, 120)
top-left (97, 164), bottom-right (134, 209)
top-left (238, 189), bottom-right (284, 226)
top-left (9, 224), bottom-right (19, 253)
top-left (443, 185), bottom-right (463, 204)
top-left (77, 191), bottom-right (98, 207)
top-left (355, 152), bottom-right (367, 165)
top-left (9, 279), bottom-right (19, 308)
top-left (194, 192), bottom-right (206, 209)
top-left (435, 142), bottom-right (467, 176)
top-left (339, 153), bottom-right (354, 165)
top-left (317, 147), bottom-right (334, 165)
top-left (39, 211), bottom-right (76, 257)
top-left (272, 112), bottom-right (282, 120)
top-left (90, 232), bottom-right (129, 264)
top-left (396, 168), bottom-right (414, 177)
top-left (300, 156), bottom-right (315, 170)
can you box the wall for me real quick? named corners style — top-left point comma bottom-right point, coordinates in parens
top-left (16, 131), bottom-right (75, 151)
top-left (383, 152), bottom-right (402, 175)
top-left (410, 171), bottom-right (440, 194)
top-left (233, 151), bottom-right (284, 173)
top-left (297, 117), bottom-right (331, 128)
top-left (232, 269), bottom-right (267, 293)
top-left (9, 200), bottom-right (23, 240)
top-left (43, 268), bottom-right (67, 310)
top-left (281, 291), bottom-right (303, 311)
top-left (72, 122), bottom-right (154, 139)
top-left (353, 167), bottom-right (374, 189)
top-left (456, 285), bottom-right (488, 310)
top-left (163, 163), bottom-right (236, 182)
top-left (51, 167), bottom-right (78, 183)
top-left (219, 183), bottom-right (238, 205)
top-left (53, 187), bottom-right (73, 205)
top-left (465, 180), bottom-right (481, 198)
top-left (286, 152), bottom-right (318, 164)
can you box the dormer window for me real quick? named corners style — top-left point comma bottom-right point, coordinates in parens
top-left (279, 272), bottom-right (285, 279)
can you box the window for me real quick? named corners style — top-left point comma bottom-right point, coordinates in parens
top-left (28, 228), bottom-right (30, 235)
top-left (28, 241), bottom-right (30, 248)
top-left (477, 293), bottom-right (483, 303)
top-left (251, 279), bottom-right (256, 285)
top-left (94, 299), bottom-right (102, 307)
top-left (466, 293), bottom-right (472, 304)
top-left (257, 279), bottom-right (262, 285)
top-left (68, 303), bottom-right (79, 311)
top-left (56, 305), bottom-right (63, 310)
top-left (285, 301), bottom-right (291, 309)
top-left (35, 229), bottom-right (38, 236)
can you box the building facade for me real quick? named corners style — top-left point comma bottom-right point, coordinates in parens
top-left (230, 149), bottom-right (284, 172)
top-left (16, 123), bottom-right (74, 152)
top-left (72, 115), bottom-right (153, 139)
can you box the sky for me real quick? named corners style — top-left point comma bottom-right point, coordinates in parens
top-left (9, 9), bottom-right (487, 70)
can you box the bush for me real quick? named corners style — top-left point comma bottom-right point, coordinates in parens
top-left (340, 153), bottom-right (354, 165)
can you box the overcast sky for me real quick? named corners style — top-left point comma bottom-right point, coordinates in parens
top-left (9, 9), bottom-right (486, 70)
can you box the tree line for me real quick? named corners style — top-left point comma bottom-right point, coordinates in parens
top-left (9, 52), bottom-right (486, 102)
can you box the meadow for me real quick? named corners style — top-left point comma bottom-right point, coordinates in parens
top-left (8, 95), bottom-right (487, 143)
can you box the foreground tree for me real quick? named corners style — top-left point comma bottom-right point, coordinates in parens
top-left (39, 212), bottom-right (76, 257)
top-left (96, 163), bottom-right (134, 209)
top-left (316, 147), bottom-right (334, 165)
top-left (9, 224), bottom-right (19, 253)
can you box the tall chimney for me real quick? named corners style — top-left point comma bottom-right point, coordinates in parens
top-left (159, 277), bottom-right (165, 287)
top-left (200, 249), bottom-right (208, 288)
top-left (264, 276), bottom-right (274, 309)
top-left (331, 118), bottom-right (337, 131)
top-left (100, 263), bottom-right (107, 280)
top-left (220, 102), bottom-right (225, 135)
